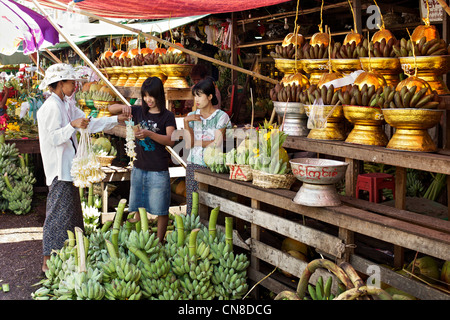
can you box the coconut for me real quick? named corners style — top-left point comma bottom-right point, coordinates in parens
top-left (281, 237), bottom-right (308, 256)
top-left (89, 83), bottom-right (103, 93)
top-left (280, 250), bottom-right (308, 277)
top-left (94, 137), bottom-right (112, 153)
top-left (353, 70), bottom-right (387, 91)
top-left (371, 28), bottom-right (396, 44)
top-left (280, 72), bottom-right (310, 89)
top-left (343, 30), bottom-right (363, 46)
top-left (82, 81), bottom-right (95, 92)
top-left (406, 256), bottom-right (440, 284)
top-left (310, 32), bottom-right (330, 47)
top-left (282, 32), bottom-right (305, 47)
top-left (411, 24), bottom-right (440, 43)
top-left (396, 75), bottom-right (432, 95)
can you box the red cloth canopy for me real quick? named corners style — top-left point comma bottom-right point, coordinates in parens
top-left (36, 0), bottom-right (291, 19)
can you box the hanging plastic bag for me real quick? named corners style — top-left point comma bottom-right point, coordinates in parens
top-left (71, 128), bottom-right (105, 188)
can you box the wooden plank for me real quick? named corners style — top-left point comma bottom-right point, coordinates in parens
top-left (6, 138), bottom-right (40, 154)
top-left (194, 170), bottom-right (450, 261)
top-left (341, 196), bottom-right (450, 234)
top-left (198, 190), bottom-right (345, 258)
top-left (283, 136), bottom-right (450, 175)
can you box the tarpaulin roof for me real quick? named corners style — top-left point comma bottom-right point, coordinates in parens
top-left (35, 0), bottom-right (291, 19)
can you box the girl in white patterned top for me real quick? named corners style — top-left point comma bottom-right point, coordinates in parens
top-left (183, 77), bottom-right (231, 214)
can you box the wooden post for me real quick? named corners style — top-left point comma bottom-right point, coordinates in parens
top-left (230, 12), bottom-right (239, 117)
top-left (394, 166), bottom-right (407, 268)
top-left (345, 157), bottom-right (361, 198)
top-left (250, 198), bottom-right (261, 299)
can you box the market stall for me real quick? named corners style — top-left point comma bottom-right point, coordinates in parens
top-left (1, 0), bottom-right (449, 302)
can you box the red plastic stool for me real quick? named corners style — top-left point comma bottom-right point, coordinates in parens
top-left (356, 173), bottom-right (395, 203)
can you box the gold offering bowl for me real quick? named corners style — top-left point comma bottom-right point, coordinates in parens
top-left (331, 59), bottom-right (362, 75)
top-left (359, 57), bottom-right (401, 87)
top-left (398, 55), bottom-right (450, 95)
top-left (77, 99), bottom-right (90, 117)
top-left (93, 100), bottom-right (114, 118)
top-left (290, 158), bottom-right (348, 207)
top-left (123, 67), bottom-right (138, 87)
top-left (382, 108), bottom-right (444, 152)
top-left (304, 104), bottom-right (346, 140)
top-left (274, 58), bottom-right (302, 75)
top-left (143, 65), bottom-right (167, 83)
top-left (343, 105), bottom-right (388, 146)
top-left (112, 66), bottom-right (127, 87)
top-left (301, 59), bottom-right (330, 85)
top-left (273, 101), bottom-right (308, 137)
top-left (160, 64), bottom-right (193, 88)
top-left (132, 66), bottom-right (147, 88)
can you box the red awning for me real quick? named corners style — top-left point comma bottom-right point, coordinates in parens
top-left (35, 0), bottom-right (291, 19)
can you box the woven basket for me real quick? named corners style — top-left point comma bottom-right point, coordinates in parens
top-left (252, 169), bottom-right (296, 189)
top-left (97, 155), bottom-right (115, 167)
top-left (226, 163), bottom-right (253, 181)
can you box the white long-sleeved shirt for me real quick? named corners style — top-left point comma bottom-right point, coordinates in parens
top-left (37, 92), bottom-right (119, 186)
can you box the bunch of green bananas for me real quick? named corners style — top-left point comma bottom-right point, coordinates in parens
top-left (104, 278), bottom-right (142, 300)
top-left (301, 43), bottom-right (329, 59)
top-left (251, 156), bottom-right (288, 175)
top-left (140, 273), bottom-right (183, 300)
top-left (102, 256), bottom-right (142, 283)
top-left (138, 253), bottom-right (171, 280)
top-left (126, 229), bottom-right (160, 257)
top-left (157, 51), bottom-right (186, 64)
top-left (2, 171), bottom-right (35, 215)
top-left (394, 37), bottom-right (449, 57)
top-left (306, 276), bottom-right (334, 300)
top-left (212, 250), bottom-right (249, 300)
top-left (388, 85), bottom-right (440, 109)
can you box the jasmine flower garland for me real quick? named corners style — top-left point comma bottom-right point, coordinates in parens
top-left (125, 120), bottom-right (137, 167)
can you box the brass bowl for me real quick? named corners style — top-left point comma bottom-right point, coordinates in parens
top-left (143, 64), bottom-right (167, 83)
top-left (113, 66), bottom-right (128, 87)
top-left (382, 108), bottom-right (444, 152)
top-left (274, 58), bottom-right (302, 75)
top-left (304, 104), bottom-right (346, 140)
top-left (331, 59), bottom-right (362, 75)
top-left (93, 100), bottom-right (114, 117)
top-left (301, 59), bottom-right (330, 85)
top-left (359, 57), bottom-right (401, 87)
top-left (398, 55), bottom-right (450, 95)
top-left (160, 64), bottom-right (193, 88)
top-left (343, 105), bottom-right (388, 146)
top-left (132, 66), bottom-right (147, 88)
top-left (123, 67), bottom-right (137, 87)
top-left (77, 99), bottom-right (86, 107)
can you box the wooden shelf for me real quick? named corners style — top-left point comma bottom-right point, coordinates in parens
top-left (283, 136), bottom-right (450, 175)
top-left (115, 86), bottom-right (192, 101)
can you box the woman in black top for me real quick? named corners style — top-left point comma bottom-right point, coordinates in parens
top-left (109, 77), bottom-right (176, 242)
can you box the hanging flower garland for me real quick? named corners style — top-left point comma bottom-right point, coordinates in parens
top-left (125, 119), bottom-right (137, 167)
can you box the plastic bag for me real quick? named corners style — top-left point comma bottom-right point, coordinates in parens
top-left (71, 128), bottom-right (105, 187)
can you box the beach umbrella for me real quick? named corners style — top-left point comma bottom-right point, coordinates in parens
top-left (0, 0), bottom-right (59, 55)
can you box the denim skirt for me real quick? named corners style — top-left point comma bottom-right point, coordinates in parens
top-left (128, 167), bottom-right (171, 215)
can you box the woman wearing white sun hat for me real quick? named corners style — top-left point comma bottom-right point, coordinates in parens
top-left (37, 63), bottom-right (129, 272)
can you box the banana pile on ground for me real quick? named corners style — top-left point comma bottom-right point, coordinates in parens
top-left (0, 142), bottom-right (36, 214)
top-left (204, 144), bottom-right (229, 174)
top-left (331, 40), bottom-right (366, 59)
top-left (270, 43), bottom-right (302, 59)
top-left (32, 193), bottom-right (250, 300)
top-left (157, 52), bottom-right (194, 64)
top-left (393, 37), bottom-right (450, 57)
top-left (356, 38), bottom-right (398, 57)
